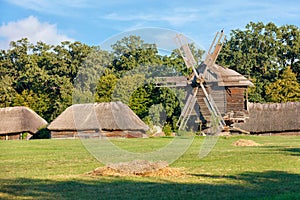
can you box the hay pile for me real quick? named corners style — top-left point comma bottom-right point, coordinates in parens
top-left (232, 139), bottom-right (261, 146)
top-left (88, 160), bottom-right (184, 177)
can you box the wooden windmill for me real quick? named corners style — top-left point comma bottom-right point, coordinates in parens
top-left (156, 30), bottom-right (227, 133)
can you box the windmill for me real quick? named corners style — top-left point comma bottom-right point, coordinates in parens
top-left (156, 30), bottom-right (227, 133)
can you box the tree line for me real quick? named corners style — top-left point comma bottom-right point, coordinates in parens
top-left (0, 22), bottom-right (299, 131)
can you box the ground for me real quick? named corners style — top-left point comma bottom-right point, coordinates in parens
top-left (0, 135), bottom-right (300, 199)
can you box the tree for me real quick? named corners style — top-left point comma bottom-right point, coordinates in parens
top-left (0, 38), bottom-right (91, 121)
top-left (0, 75), bottom-right (17, 107)
top-left (111, 35), bottom-right (161, 75)
top-left (12, 90), bottom-right (49, 118)
top-left (265, 67), bottom-right (300, 102)
top-left (112, 73), bottom-right (146, 103)
top-left (95, 71), bottom-right (117, 102)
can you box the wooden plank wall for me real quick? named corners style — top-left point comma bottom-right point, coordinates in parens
top-left (226, 87), bottom-right (245, 112)
top-left (51, 131), bottom-right (77, 139)
top-left (210, 83), bottom-right (227, 115)
top-left (0, 134), bottom-right (20, 140)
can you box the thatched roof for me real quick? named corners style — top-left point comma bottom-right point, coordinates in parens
top-left (201, 64), bottom-right (254, 87)
top-left (48, 102), bottom-right (149, 131)
top-left (233, 102), bottom-right (300, 133)
top-left (0, 106), bottom-right (48, 134)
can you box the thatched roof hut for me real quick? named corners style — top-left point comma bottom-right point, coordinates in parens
top-left (0, 106), bottom-right (48, 140)
top-left (48, 101), bottom-right (149, 138)
top-left (233, 102), bottom-right (300, 133)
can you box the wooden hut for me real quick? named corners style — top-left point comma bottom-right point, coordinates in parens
top-left (48, 101), bottom-right (149, 139)
top-left (0, 106), bottom-right (48, 140)
top-left (233, 102), bottom-right (300, 134)
top-left (197, 64), bottom-right (254, 125)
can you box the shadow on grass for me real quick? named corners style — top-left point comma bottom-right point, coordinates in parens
top-left (1, 171), bottom-right (300, 200)
top-left (259, 146), bottom-right (300, 157)
top-left (282, 147), bottom-right (300, 156)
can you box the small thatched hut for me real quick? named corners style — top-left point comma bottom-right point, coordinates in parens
top-left (48, 101), bottom-right (149, 139)
top-left (0, 106), bottom-right (48, 140)
top-left (233, 102), bottom-right (300, 134)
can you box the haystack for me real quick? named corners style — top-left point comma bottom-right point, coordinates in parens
top-left (0, 106), bottom-right (47, 140)
top-left (48, 101), bottom-right (149, 138)
top-left (88, 160), bottom-right (184, 177)
top-left (232, 139), bottom-right (261, 146)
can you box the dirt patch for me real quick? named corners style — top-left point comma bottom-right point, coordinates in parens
top-left (232, 139), bottom-right (261, 146)
top-left (87, 160), bottom-right (184, 177)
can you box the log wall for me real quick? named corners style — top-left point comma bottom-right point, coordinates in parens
top-left (226, 87), bottom-right (246, 112)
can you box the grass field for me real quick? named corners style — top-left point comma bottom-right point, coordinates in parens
top-left (1, 135), bottom-right (300, 199)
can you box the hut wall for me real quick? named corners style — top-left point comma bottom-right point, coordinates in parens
top-left (0, 133), bottom-right (32, 140)
top-left (50, 130), bottom-right (100, 139)
top-left (50, 129), bottom-right (145, 139)
top-left (210, 83), bottom-right (227, 115)
top-left (226, 87), bottom-right (246, 112)
top-left (50, 130), bottom-right (77, 139)
top-left (0, 134), bottom-right (20, 140)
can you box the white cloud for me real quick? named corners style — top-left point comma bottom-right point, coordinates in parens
top-left (0, 16), bottom-right (73, 50)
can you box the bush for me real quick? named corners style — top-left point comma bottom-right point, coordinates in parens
top-left (30, 127), bottom-right (51, 139)
top-left (162, 123), bottom-right (172, 136)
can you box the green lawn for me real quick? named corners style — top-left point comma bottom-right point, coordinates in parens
top-left (1, 136), bottom-right (300, 199)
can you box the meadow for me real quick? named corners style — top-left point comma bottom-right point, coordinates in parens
top-left (1, 135), bottom-right (300, 199)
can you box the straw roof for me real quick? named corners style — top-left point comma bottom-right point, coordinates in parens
top-left (0, 106), bottom-right (48, 134)
top-left (233, 102), bottom-right (300, 133)
top-left (48, 101), bottom-right (149, 131)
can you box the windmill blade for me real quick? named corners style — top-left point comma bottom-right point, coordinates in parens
top-left (177, 87), bottom-right (199, 131)
top-left (204, 30), bottom-right (226, 68)
top-left (155, 76), bottom-right (188, 87)
top-left (175, 34), bottom-right (200, 79)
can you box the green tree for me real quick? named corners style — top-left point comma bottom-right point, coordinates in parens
top-left (0, 75), bottom-right (17, 107)
top-left (12, 90), bottom-right (50, 118)
top-left (112, 73), bottom-right (146, 103)
top-left (265, 67), bottom-right (300, 102)
top-left (111, 35), bottom-right (161, 75)
top-left (0, 38), bottom-right (91, 121)
top-left (95, 71), bottom-right (117, 102)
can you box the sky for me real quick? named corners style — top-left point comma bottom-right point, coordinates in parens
top-left (0, 0), bottom-right (300, 51)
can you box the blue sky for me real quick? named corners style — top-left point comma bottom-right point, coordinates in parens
top-left (0, 0), bottom-right (300, 51)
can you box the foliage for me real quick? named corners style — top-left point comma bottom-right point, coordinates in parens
top-left (265, 67), bottom-right (300, 102)
top-left (30, 127), bottom-right (51, 139)
top-left (162, 123), bottom-right (172, 136)
top-left (95, 71), bottom-right (117, 102)
top-left (0, 38), bottom-right (92, 121)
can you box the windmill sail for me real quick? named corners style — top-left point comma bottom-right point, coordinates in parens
top-left (175, 33), bottom-right (225, 131)
top-left (177, 89), bottom-right (198, 130)
top-left (175, 34), bottom-right (199, 78)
